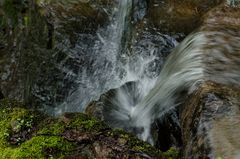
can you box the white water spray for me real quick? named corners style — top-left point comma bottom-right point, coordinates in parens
top-left (130, 26), bottom-right (240, 141)
top-left (130, 32), bottom-right (206, 140)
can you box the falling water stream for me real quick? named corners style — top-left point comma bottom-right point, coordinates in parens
top-left (54, 0), bottom-right (240, 143)
top-left (129, 20), bottom-right (240, 141)
top-left (55, 0), bottom-right (177, 117)
top-left (54, 0), bottom-right (133, 114)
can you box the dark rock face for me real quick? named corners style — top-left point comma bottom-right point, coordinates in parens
top-left (0, 0), bottom-right (114, 108)
top-left (132, 0), bottom-right (148, 23)
top-left (181, 82), bottom-right (240, 159)
top-left (0, 91), bottom-right (4, 99)
top-left (147, 0), bottom-right (224, 34)
top-left (151, 111), bottom-right (182, 152)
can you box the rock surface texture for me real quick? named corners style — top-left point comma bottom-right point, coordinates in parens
top-left (0, 0), bottom-right (113, 108)
top-left (181, 82), bottom-right (240, 159)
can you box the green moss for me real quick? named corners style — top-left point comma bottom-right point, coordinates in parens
top-left (0, 99), bottom-right (111, 158)
top-left (0, 99), bottom-right (169, 158)
top-left (0, 99), bottom-right (31, 145)
top-left (15, 136), bottom-right (72, 159)
top-left (0, 136), bottom-right (73, 159)
top-left (163, 147), bottom-right (180, 159)
top-left (109, 129), bottom-right (180, 159)
top-left (0, 99), bottom-right (74, 159)
top-left (38, 119), bottom-right (65, 135)
top-left (23, 15), bottom-right (29, 26)
top-left (110, 128), bottom-right (161, 156)
top-left (65, 113), bottom-right (108, 132)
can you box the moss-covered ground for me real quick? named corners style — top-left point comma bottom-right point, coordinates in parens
top-left (0, 98), bottom-right (179, 159)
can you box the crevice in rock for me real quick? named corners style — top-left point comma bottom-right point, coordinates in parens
top-left (151, 110), bottom-right (183, 152)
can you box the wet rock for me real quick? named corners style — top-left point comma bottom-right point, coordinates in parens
top-left (132, 0), bottom-right (148, 23)
top-left (86, 81), bottom-right (137, 122)
top-left (151, 110), bottom-right (182, 152)
top-left (180, 81), bottom-right (240, 159)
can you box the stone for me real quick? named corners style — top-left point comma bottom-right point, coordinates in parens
top-left (181, 81), bottom-right (240, 159)
top-left (147, 0), bottom-right (224, 34)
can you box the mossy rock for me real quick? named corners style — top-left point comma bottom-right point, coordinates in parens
top-left (0, 98), bottom-right (179, 159)
top-left (0, 99), bottom-right (73, 159)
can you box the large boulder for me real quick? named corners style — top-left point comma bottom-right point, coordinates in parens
top-left (181, 82), bottom-right (240, 159)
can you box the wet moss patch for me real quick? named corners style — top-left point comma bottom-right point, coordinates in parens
top-left (0, 98), bottom-right (178, 158)
top-left (0, 99), bottom-right (73, 159)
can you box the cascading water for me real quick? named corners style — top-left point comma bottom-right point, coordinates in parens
top-left (100, 1), bottom-right (240, 143)
top-left (129, 17), bottom-right (240, 142)
top-left (53, 0), bottom-right (133, 114)
top-left (53, 0), bottom-right (177, 117)
top-left (130, 32), bottom-right (205, 141)
top-left (104, 32), bottom-right (204, 142)
top-left (51, 0), bottom-right (240, 146)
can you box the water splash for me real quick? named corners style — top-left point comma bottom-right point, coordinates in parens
top-left (100, 32), bottom-right (178, 142)
top-left (129, 26), bottom-right (240, 141)
top-left (52, 0), bottom-right (177, 116)
top-left (130, 32), bottom-right (205, 141)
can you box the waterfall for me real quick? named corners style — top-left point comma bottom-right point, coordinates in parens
top-left (53, 0), bottom-right (177, 116)
top-left (130, 32), bottom-right (205, 141)
top-left (129, 27), bottom-right (240, 141)
top-left (52, 0), bottom-right (239, 144)
top-left (53, 0), bottom-right (133, 115)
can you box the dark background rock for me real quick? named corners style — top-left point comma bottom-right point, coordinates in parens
top-left (0, 0), bottom-right (114, 108)
top-left (146, 0), bottom-right (224, 35)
